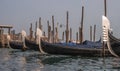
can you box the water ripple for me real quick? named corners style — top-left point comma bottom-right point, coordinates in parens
top-left (0, 48), bottom-right (120, 71)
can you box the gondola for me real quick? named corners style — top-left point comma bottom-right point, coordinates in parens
top-left (25, 38), bottom-right (112, 57)
top-left (7, 30), bottom-right (27, 51)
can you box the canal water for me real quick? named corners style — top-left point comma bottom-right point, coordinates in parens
top-left (0, 48), bottom-right (120, 71)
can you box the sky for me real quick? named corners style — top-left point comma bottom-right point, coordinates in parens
top-left (0, 0), bottom-right (120, 41)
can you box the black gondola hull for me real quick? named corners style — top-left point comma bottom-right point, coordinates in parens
top-left (41, 41), bottom-right (111, 57)
top-left (25, 38), bottom-right (112, 57)
top-left (25, 38), bottom-right (39, 51)
top-left (9, 41), bottom-right (23, 49)
top-left (9, 40), bottom-right (27, 51)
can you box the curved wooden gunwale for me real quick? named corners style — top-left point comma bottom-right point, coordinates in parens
top-left (108, 32), bottom-right (120, 56)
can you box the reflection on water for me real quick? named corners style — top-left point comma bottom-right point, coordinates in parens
top-left (0, 48), bottom-right (120, 71)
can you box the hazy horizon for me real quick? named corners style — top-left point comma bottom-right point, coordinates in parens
top-left (0, 0), bottom-right (120, 41)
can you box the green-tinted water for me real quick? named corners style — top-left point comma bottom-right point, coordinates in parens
top-left (0, 48), bottom-right (120, 71)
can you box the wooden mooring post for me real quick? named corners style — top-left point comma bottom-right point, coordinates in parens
top-left (47, 20), bottom-right (51, 42)
top-left (102, 0), bottom-right (107, 57)
top-left (39, 17), bottom-right (42, 30)
top-left (90, 26), bottom-right (92, 41)
top-left (29, 23), bottom-right (33, 40)
top-left (43, 31), bottom-right (46, 36)
top-left (90, 25), bottom-right (96, 41)
top-left (93, 25), bottom-right (96, 42)
top-left (70, 28), bottom-right (72, 42)
top-left (55, 23), bottom-right (59, 43)
top-left (79, 27), bottom-right (80, 43)
top-left (62, 31), bottom-right (64, 41)
top-left (65, 11), bottom-right (69, 43)
top-left (52, 16), bottom-right (55, 43)
top-left (104, 0), bottom-right (107, 16)
top-left (35, 21), bottom-right (37, 40)
top-left (79, 6), bottom-right (84, 43)
top-left (76, 32), bottom-right (78, 43)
